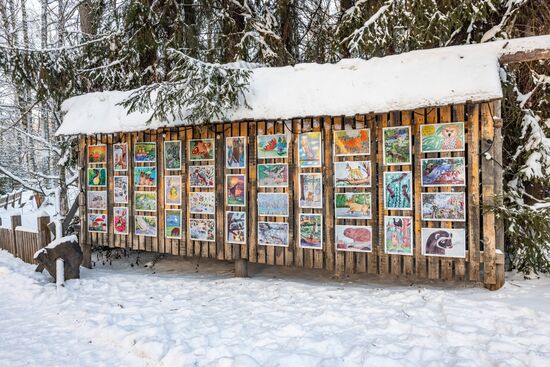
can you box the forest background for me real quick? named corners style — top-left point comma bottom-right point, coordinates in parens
top-left (0, 0), bottom-right (548, 272)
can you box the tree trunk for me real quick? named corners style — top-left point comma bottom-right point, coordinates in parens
top-left (339, 0), bottom-right (353, 58)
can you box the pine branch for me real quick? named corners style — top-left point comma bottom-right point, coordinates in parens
top-left (120, 49), bottom-right (252, 125)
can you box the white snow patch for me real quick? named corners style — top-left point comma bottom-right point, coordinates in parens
top-left (57, 36), bottom-right (550, 136)
top-left (0, 251), bottom-right (550, 366)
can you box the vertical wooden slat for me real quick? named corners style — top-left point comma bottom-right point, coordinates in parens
top-left (468, 104), bottom-right (481, 282)
top-left (426, 108), bottom-right (440, 280)
top-left (401, 111), bottom-right (414, 277)
top-left (413, 109), bottom-right (427, 278)
top-left (248, 122), bottom-right (258, 263)
top-left (453, 104), bottom-right (467, 281)
top-left (439, 106), bottom-right (454, 281)
top-left (323, 116), bottom-right (335, 272)
top-left (481, 103), bottom-right (497, 288)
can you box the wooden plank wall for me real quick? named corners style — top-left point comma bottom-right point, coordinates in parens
top-left (79, 101), bottom-right (503, 289)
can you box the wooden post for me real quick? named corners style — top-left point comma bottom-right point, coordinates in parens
top-left (36, 215), bottom-right (51, 249)
top-left (481, 102), bottom-right (499, 290)
top-left (79, 137), bottom-right (92, 268)
top-left (10, 214), bottom-right (21, 257)
top-left (235, 258), bottom-right (249, 277)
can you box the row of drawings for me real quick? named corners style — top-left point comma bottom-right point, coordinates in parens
top-left (87, 122), bottom-right (465, 169)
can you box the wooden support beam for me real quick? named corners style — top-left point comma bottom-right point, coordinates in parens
top-left (234, 259), bottom-right (249, 277)
top-left (500, 49), bottom-right (550, 64)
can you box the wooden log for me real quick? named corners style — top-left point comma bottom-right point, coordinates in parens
top-left (500, 49), bottom-right (550, 64)
top-left (481, 103), bottom-right (498, 289)
top-left (234, 259), bottom-right (249, 277)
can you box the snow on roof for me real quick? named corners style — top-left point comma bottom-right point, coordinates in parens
top-left (56, 35), bottom-right (550, 136)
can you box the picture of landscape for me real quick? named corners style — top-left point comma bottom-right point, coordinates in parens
top-left (334, 192), bottom-right (371, 219)
top-left (134, 142), bottom-right (156, 163)
top-left (421, 192), bottom-right (466, 221)
top-left (257, 193), bottom-right (288, 217)
top-left (135, 215), bottom-right (157, 237)
top-left (258, 164), bottom-right (288, 187)
top-left (258, 222), bottom-right (289, 247)
top-left (134, 191), bottom-right (157, 212)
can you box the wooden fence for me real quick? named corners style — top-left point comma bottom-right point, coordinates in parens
top-left (0, 190), bottom-right (23, 209)
top-left (0, 215), bottom-right (51, 264)
top-left (79, 101), bottom-right (505, 290)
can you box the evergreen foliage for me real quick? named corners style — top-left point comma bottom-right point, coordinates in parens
top-left (0, 0), bottom-right (549, 273)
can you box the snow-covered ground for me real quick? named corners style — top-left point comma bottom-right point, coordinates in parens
top-left (0, 250), bottom-right (549, 367)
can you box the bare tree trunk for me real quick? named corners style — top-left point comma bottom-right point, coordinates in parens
top-left (20, 0), bottom-right (37, 172)
top-left (40, 0), bottom-right (50, 180)
top-left (278, 0), bottom-right (298, 65)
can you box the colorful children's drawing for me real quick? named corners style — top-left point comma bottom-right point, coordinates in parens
top-left (165, 209), bottom-right (182, 239)
top-left (258, 222), bottom-right (289, 247)
top-left (299, 213), bottom-right (322, 249)
top-left (189, 139), bottom-right (215, 161)
top-left (334, 192), bottom-right (371, 219)
top-left (88, 145), bottom-right (107, 164)
top-left (383, 126), bottom-right (411, 165)
top-left (164, 141), bottom-right (182, 170)
top-left (87, 168), bottom-right (107, 187)
top-left (189, 165), bottom-right (215, 187)
top-left (113, 207), bottom-right (128, 235)
top-left (165, 176), bottom-right (182, 205)
top-left (384, 171), bottom-right (413, 210)
top-left (226, 174), bottom-right (246, 206)
top-left (189, 218), bottom-right (215, 242)
top-left (189, 192), bottom-right (215, 214)
top-left (87, 191), bottom-right (107, 210)
top-left (299, 173), bottom-right (322, 208)
top-left (257, 193), bottom-right (288, 217)
top-left (334, 161), bottom-right (371, 188)
top-left (335, 225), bottom-right (372, 252)
top-left (134, 191), bottom-right (157, 212)
top-left (298, 132), bottom-right (322, 167)
top-left (384, 216), bottom-right (413, 255)
top-left (421, 228), bottom-right (466, 258)
top-left (226, 137), bottom-right (247, 168)
top-left (113, 143), bottom-right (128, 171)
top-left (114, 176), bottom-right (128, 204)
top-left (333, 129), bottom-right (370, 156)
top-left (421, 122), bottom-right (465, 153)
top-left (257, 134), bottom-right (288, 159)
top-left (226, 211), bottom-right (246, 244)
top-left (134, 166), bottom-right (157, 187)
top-left (258, 164), bottom-right (288, 188)
top-left (135, 215), bottom-right (157, 237)
top-left (88, 213), bottom-right (107, 233)
top-left (421, 157), bottom-right (466, 187)
top-left (421, 192), bottom-right (466, 221)
top-left (134, 142), bottom-right (156, 163)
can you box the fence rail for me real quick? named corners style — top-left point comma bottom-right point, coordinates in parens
top-left (0, 190), bottom-right (23, 209)
top-left (0, 215), bottom-right (51, 264)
